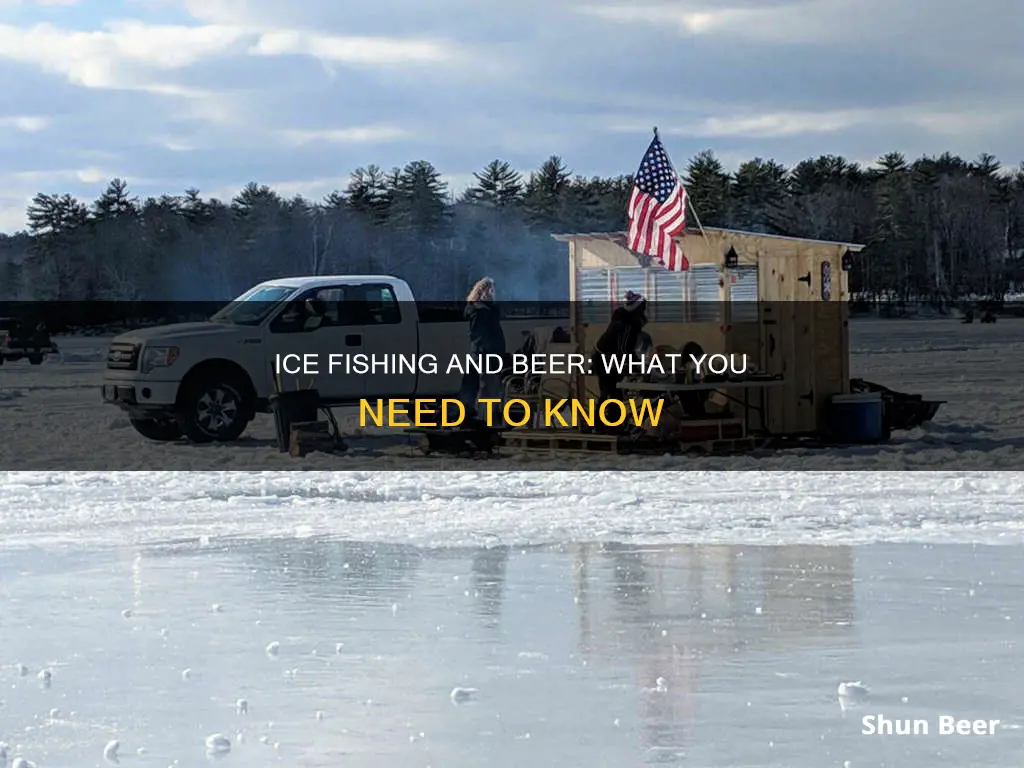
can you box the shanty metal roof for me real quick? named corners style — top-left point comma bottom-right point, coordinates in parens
top-left (551, 228), bottom-right (866, 251)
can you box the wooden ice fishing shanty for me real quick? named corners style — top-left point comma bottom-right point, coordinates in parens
top-left (552, 228), bottom-right (866, 438)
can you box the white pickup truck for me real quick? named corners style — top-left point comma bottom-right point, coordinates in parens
top-left (102, 275), bottom-right (565, 442)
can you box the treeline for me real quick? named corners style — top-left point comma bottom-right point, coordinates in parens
top-left (0, 150), bottom-right (1022, 302)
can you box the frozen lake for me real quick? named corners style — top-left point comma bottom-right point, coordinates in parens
top-left (3, 540), bottom-right (1023, 767)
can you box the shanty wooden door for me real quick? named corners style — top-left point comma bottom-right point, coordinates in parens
top-left (757, 249), bottom-right (820, 435)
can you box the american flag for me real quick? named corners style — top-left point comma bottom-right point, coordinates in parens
top-left (627, 134), bottom-right (689, 271)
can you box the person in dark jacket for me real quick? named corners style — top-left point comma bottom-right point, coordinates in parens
top-left (594, 290), bottom-right (648, 403)
top-left (459, 277), bottom-right (505, 423)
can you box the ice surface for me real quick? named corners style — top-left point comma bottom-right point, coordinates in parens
top-left (2, 541), bottom-right (1022, 767)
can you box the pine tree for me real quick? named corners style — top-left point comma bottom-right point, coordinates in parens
top-left (93, 178), bottom-right (138, 220)
top-left (523, 155), bottom-right (571, 228)
top-left (344, 165), bottom-right (390, 225)
top-left (389, 160), bottom-right (450, 235)
top-left (730, 158), bottom-right (789, 233)
top-left (684, 150), bottom-right (731, 227)
top-left (464, 160), bottom-right (523, 207)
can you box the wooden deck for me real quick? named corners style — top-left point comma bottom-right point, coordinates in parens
top-left (499, 430), bottom-right (620, 454)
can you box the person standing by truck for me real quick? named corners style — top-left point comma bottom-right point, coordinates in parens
top-left (459, 277), bottom-right (505, 423)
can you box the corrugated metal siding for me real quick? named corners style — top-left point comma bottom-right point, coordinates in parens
top-left (578, 268), bottom-right (611, 323)
top-left (579, 265), bottom-right (729, 323)
top-left (651, 267), bottom-right (688, 321)
top-left (730, 265), bottom-right (758, 322)
top-left (691, 265), bottom-right (721, 321)
top-left (612, 267), bottom-right (647, 304)
top-left (578, 266), bottom-right (652, 323)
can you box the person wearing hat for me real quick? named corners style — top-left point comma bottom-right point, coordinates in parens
top-left (593, 290), bottom-right (649, 407)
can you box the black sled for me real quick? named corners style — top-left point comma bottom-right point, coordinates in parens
top-left (849, 379), bottom-right (944, 431)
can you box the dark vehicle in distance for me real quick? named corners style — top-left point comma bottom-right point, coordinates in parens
top-left (0, 317), bottom-right (57, 365)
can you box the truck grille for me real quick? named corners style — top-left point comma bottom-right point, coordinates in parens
top-left (107, 342), bottom-right (140, 370)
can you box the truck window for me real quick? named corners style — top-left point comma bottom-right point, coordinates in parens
top-left (357, 284), bottom-right (401, 325)
top-left (269, 285), bottom-right (358, 333)
top-left (211, 285), bottom-right (294, 325)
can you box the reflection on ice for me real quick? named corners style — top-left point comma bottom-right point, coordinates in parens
top-left (2, 540), bottom-right (1022, 767)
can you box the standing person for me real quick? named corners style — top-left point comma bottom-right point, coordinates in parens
top-left (459, 277), bottom-right (505, 424)
top-left (594, 290), bottom-right (648, 403)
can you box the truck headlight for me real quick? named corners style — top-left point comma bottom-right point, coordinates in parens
top-left (141, 346), bottom-right (180, 373)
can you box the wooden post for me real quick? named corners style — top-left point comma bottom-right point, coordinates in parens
top-left (568, 238), bottom-right (583, 401)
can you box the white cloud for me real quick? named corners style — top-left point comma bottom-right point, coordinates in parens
top-left (607, 105), bottom-right (1024, 140)
top-left (179, 0), bottom-right (248, 23)
top-left (74, 166), bottom-right (113, 184)
top-left (250, 31), bottom-right (455, 65)
top-left (152, 136), bottom-right (200, 152)
top-left (577, 4), bottom-right (751, 34)
top-left (0, 115), bottom-right (50, 132)
top-left (574, 0), bottom-right (958, 45)
top-left (0, 18), bottom-right (463, 108)
top-left (280, 126), bottom-right (411, 144)
top-left (0, 21), bottom-right (245, 89)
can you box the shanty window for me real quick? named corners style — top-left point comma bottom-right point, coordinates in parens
top-left (729, 265), bottom-right (759, 322)
top-left (821, 261), bottom-right (832, 301)
top-left (577, 264), bottom-right (725, 323)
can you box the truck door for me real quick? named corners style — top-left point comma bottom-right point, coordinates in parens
top-left (350, 281), bottom-right (418, 397)
top-left (265, 285), bottom-right (364, 401)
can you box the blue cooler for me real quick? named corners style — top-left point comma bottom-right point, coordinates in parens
top-left (830, 392), bottom-right (885, 443)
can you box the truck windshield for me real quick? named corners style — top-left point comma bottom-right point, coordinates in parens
top-left (210, 285), bottom-right (295, 325)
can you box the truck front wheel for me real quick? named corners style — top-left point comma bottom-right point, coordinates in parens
top-left (176, 377), bottom-right (252, 443)
top-left (130, 416), bottom-right (183, 442)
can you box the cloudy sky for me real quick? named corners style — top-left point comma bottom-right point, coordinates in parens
top-left (0, 0), bottom-right (1020, 231)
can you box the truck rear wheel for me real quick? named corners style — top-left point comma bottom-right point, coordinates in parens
top-left (176, 376), bottom-right (252, 443)
top-left (28, 354), bottom-right (43, 365)
top-left (130, 416), bottom-right (183, 442)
